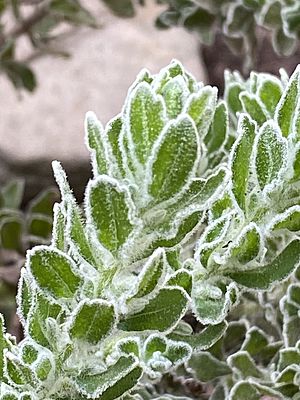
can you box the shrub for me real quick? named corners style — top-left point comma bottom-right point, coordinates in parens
top-left (157, 0), bottom-right (300, 67)
top-left (1, 61), bottom-right (300, 399)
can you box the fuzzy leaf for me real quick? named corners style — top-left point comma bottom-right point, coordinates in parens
top-left (149, 116), bottom-right (199, 204)
top-left (169, 321), bottom-right (227, 351)
top-left (75, 355), bottom-right (142, 399)
top-left (230, 114), bottom-right (256, 211)
top-left (255, 121), bottom-right (287, 191)
top-left (226, 239), bottom-right (300, 289)
top-left (87, 177), bottom-right (134, 252)
top-left (85, 111), bottom-right (108, 175)
top-left (186, 87), bottom-right (217, 134)
top-left (128, 83), bottom-right (165, 164)
top-left (240, 93), bottom-right (267, 126)
top-left (0, 314), bottom-right (5, 380)
top-left (188, 352), bottom-right (231, 382)
top-left (119, 288), bottom-right (188, 332)
top-left (69, 299), bottom-right (116, 344)
top-left (130, 249), bottom-right (166, 299)
top-left (192, 282), bottom-right (238, 325)
top-left (258, 78), bottom-right (282, 115)
top-left (204, 101), bottom-right (228, 154)
top-left (29, 246), bottom-right (82, 300)
top-left (229, 223), bottom-right (261, 264)
top-left (276, 66), bottom-right (300, 137)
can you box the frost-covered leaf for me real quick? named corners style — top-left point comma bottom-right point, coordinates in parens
top-left (161, 76), bottom-right (189, 119)
top-left (230, 114), bottom-right (256, 211)
top-left (255, 121), bottom-right (287, 191)
top-left (17, 269), bottom-right (35, 325)
top-left (85, 111), bottom-right (109, 175)
top-left (240, 93), bottom-right (267, 126)
top-left (228, 351), bottom-right (263, 379)
top-left (128, 83), bottom-right (165, 164)
top-left (74, 355), bottom-right (142, 399)
top-left (129, 249), bottom-right (166, 300)
top-left (27, 292), bottom-right (62, 348)
top-left (204, 101), bottom-right (228, 155)
top-left (119, 288), bottom-right (188, 332)
top-left (226, 239), bottom-right (300, 289)
top-left (258, 78), bottom-right (282, 116)
top-left (28, 246), bottom-right (82, 300)
top-left (51, 203), bottom-right (66, 251)
top-left (185, 86), bottom-right (217, 134)
top-left (69, 299), bottom-right (116, 344)
top-left (192, 281), bottom-right (238, 325)
top-left (67, 202), bottom-right (100, 268)
top-left (188, 351), bottom-right (231, 382)
top-left (169, 321), bottom-right (228, 351)
top-left (148, 116), bottom-right (199, 204)
top-left (87, 176), bottom-right (135, 253)
top-left (228, 223), bottom-right (262, 264)
top-left (0, 314), bottom-right (5, 380)
top-left (270, 206), bottom-right (300, 232)
top-left (276, 66), bottom-right (300, 137)
top-left (166, 269), bottom-right (192, 295)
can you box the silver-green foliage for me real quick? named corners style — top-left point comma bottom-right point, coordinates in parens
top-left (157, 0), bottom-right (300, 66)
top-left (2, 61), bottom-right (300, 399)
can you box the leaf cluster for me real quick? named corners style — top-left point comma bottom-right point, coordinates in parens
top-left (157, 0), bottom-right (300, 69)
top-left (2, 61), bottom-right (300, 399)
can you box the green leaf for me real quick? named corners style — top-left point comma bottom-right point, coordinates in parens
top-left (75, 355), bottom-right (142, 399)
top-left (270, 206), bottom-right (300, 232)
top-left (226, 239), bottom-right (300, 289)
top-left (204, 101), bottom-right (228, 154)
top-left (130, 249), bottom-right (166, 299)
top-left (161, 76), bottom-right (188, 119)
top-left (17, 269), bottom-right (34, 325)
top-left (0, 314), bottom-right (5, 380)
top-left (228, 351), bottom-right (263, 379)
top-left (149, 116), bottom-right (199, 204)
top-left (228, 223), bottom-right (261, 264)
top-left (230, 381), bottom-right (260, 400)
top-left (27, 292), bottom-right (62, 348)
top-left (101, 0), bottom-right (135, 17)
top-left (0, 216), bottom-right (23, 252)
top-left (4, 61), bottom-right (36, 92)
top-left (28, 187), bottom-right (59, 216)
top-left (166, 270), bottom-right (192, 295)
top-left (119, 288), bottom-right (188, 332)
top-left (192, 281), bottom-right (238, 325)
top-left (29, 246), bottom-right (82, 300)
top-left (87, 176), bottom-right (135, 253)
top-left (255, 121), bottom-right (287, 191)
top-left (85, 111), bottom-right (109, 175)
top-left (230, 114), bottom-right (256, 211)
top-left (0, 179), bottom-right (24, 209)
top-left (276, 66), bottom-right (300, 137)
top-left (225, 82), bottom-right (244, 118)
top-left (258, 78), bottom-right (282, 116)
top-left (240, 93), bottom-right (267, 126)
top-left (186, 86), bottom-right (217, 134)
top-left (69, 299), bottom-right (116, 344)
top-left (241, 327), bottom-right (269, 357)
top-left (183, 7), bottom-right (215, 45)
top-left (52, 203), bottom-right (66, 251)
top-left (169, 321), bottom-right (227, 351)
top-left (67, 202), bottom-right (99, 267)
top-left (188, 352), bottom-right (231, 382)
top-left (128, 83), bottom-right (165, 164)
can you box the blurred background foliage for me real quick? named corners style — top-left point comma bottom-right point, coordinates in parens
top-left (0, 179), bottom-right (58, 337)
top-left (0, 0), bottom-right (144, 92)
